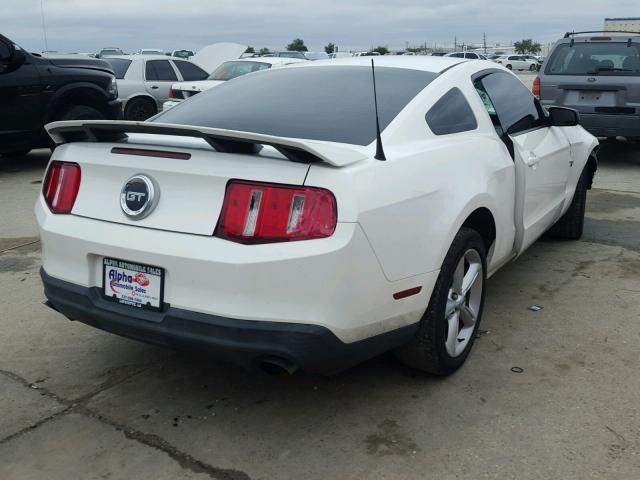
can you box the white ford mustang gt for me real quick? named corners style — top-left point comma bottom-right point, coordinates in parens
top-left (37, 56), bottom-right (598, 376)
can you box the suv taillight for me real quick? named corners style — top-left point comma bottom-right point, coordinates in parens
top-left (532, 76), bottom-right (541, 98)
top-left (43, 162), bottom-right (81, 214)
top-left (215, 181), bottom-right (337, 244)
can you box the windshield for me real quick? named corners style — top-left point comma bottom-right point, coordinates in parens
top-left (104, 58), bottom-right (132, 79)
top-left (546, 42), bottom-right (640, 75)
top-left (208, 61), bottom-right (271, 81)
top-left (154, 65), bottom-right (437, 146)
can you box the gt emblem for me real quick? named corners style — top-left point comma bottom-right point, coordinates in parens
top-left (126, 191), bottom-right (146, 202)
top-left (120, 174), bottom-right (159, 219)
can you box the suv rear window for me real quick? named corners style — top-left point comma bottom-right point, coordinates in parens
top-left (155, 66), bottom-right (437, 146)
top-left (546, 42), bottom-right (640, 75)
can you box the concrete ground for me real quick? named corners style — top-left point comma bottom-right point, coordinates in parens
top-left (1, 138), bottom-right (639, 480)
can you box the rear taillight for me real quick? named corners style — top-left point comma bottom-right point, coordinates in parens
top-left (532, 76), bottom-right (541, 98)
top-left (43, 162), bottom-right (81, 214)
top-left (215, 181), bottom-right (337, 244)
top-left (168, 88), bottom-right (175, 98)
top-left (496, 60), bottom-right (502, 63)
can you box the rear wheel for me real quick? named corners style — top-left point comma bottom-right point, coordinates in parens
top-left (124, 98), bottom-right (156, 121)
top-left (547, 167), bottom-right (589, 240)
top-left (506, 64), bottom-right (513, 70)
top-left (529, 64), bottom-right (537, 71)
top-left (395, 228), bottom-right (487, 375)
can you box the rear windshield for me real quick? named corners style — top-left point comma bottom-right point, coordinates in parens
top-left (154, 66), bottom-right (437, 146)
top-left (546, 42), bottom-right (640, 75)
top-left (208, 61), bottom-right (271, 81)
top-left (104, 58), bottom-right (132, 79)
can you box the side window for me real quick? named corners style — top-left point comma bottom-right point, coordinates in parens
top-left (425, 87), bottom-right (478, 135)
top-left (173, 60), bottom-right (208, 81)
top-left (145, 60), bottom-right (178, 81)
top-left (475, 72), bottom-right (544, 135)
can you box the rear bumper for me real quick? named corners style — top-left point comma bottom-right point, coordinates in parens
top-left (578, 113), bottom-right (640, 138)
top-left (41, 269), bottom-right (418, 374)
top-left (36, 197), bottom-right (436, 344)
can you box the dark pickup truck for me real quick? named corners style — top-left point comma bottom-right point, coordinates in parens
top-left (0, 34), bottom-right (122, 156)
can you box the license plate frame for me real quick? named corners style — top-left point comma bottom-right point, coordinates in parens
top-left (102, 257), bottom-right (164, 311)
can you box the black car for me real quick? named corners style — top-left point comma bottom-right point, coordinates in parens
top-left (0, 34), bottom-right (122, 156)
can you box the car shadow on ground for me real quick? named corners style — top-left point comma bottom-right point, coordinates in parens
top-left (0, 149), bottom-right (51, 174)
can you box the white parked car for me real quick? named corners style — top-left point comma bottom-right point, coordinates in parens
top-left (38, 57), bottom-right (597, 376)
top-left (104, 43), bottom-right (246, 120)
top-left (136, 49), bottom-right (165, 56)
top-left (162, 57), bottom-right (306, 111)
top-left (104, 55), bottom-right (210, 120)
top-left (445, 52), bottom-right (487, 60)
top-left (493, 55), bottom-right (539, 71)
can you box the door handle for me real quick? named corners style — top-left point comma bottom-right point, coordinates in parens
top-left (526, 152), bottom-right (541, 167)
top-left (151, 85), bottom-right (159, 90)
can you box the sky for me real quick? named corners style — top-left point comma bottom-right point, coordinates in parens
top-left (1, 0), bottom-right (638, 54)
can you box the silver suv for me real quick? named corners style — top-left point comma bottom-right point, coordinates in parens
top-left (537, 31), bottom-right (640, 140)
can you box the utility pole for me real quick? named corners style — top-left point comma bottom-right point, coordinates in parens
top-left (483, 32), bottom-right (487, 55)
top-left (454, 36), bottom-right (457, 51)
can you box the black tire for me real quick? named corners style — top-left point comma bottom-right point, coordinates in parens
top-left (124, 98), bottom-right (156, 121)
top-left (58, 105), bottom-right (105, 121)
top-left (506, 64), bottom-right (512, 70)
top-left (1, 150), bottom-right (31, 157)
top-left (529, 64), bottom-right (536, 71)
top-left (547, 168), bottom-right (589, 240)
top-left (395, 228), bottom-right (487, 376)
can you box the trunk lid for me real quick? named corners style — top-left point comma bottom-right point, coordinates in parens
top-left (190, 43), bottom-right (247, 73)
top-left (46, 120), bottom-right (369, 235)
top-left (59, 138), bottom-right (310, 235)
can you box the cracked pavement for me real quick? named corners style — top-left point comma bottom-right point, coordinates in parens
top-left (1, 139), bottom-right (639, 480)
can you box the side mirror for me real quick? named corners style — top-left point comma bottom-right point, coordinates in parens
top-left (548, 107), bottom-right (580, 127)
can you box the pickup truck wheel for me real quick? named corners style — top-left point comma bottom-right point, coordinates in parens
top-left (547, 168), bottom-right (588, 240)
top-left (395, 228), bottom-right (487, 375)
top-left (58, 105), bottom-right (105, 121)
top-left (124, 98), bottom-right (156, 121)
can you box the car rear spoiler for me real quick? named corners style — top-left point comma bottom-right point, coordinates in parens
top-left (45, 120), bottom-right (369, 167)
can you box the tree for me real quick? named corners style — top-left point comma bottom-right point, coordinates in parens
top-left (259, 47), bottom-right (270, 55)
top-left (514, 39), bottom-right (542, 54)
top-left (245, 46), bottom-right (255, 54)
top-left (287, 38), bottom-right (308, 52)
top-left (324, 43), bottom-right (336, 54)
top-left (372, 46), bottom-right (389, 55)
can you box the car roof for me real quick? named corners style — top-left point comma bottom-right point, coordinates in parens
top-left (294, 55), bottom-right (467, 73)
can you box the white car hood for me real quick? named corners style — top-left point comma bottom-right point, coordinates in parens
top-left (173, 79), bottom-right (225, 93)
top-left (191, 43), bottom-right (247, 73)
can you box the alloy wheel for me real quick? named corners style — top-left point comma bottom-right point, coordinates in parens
top-left (444, 249), bottom-right (483, 357)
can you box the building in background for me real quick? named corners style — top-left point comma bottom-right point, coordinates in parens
top-left (604, 17), bottom-right (640, 34)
